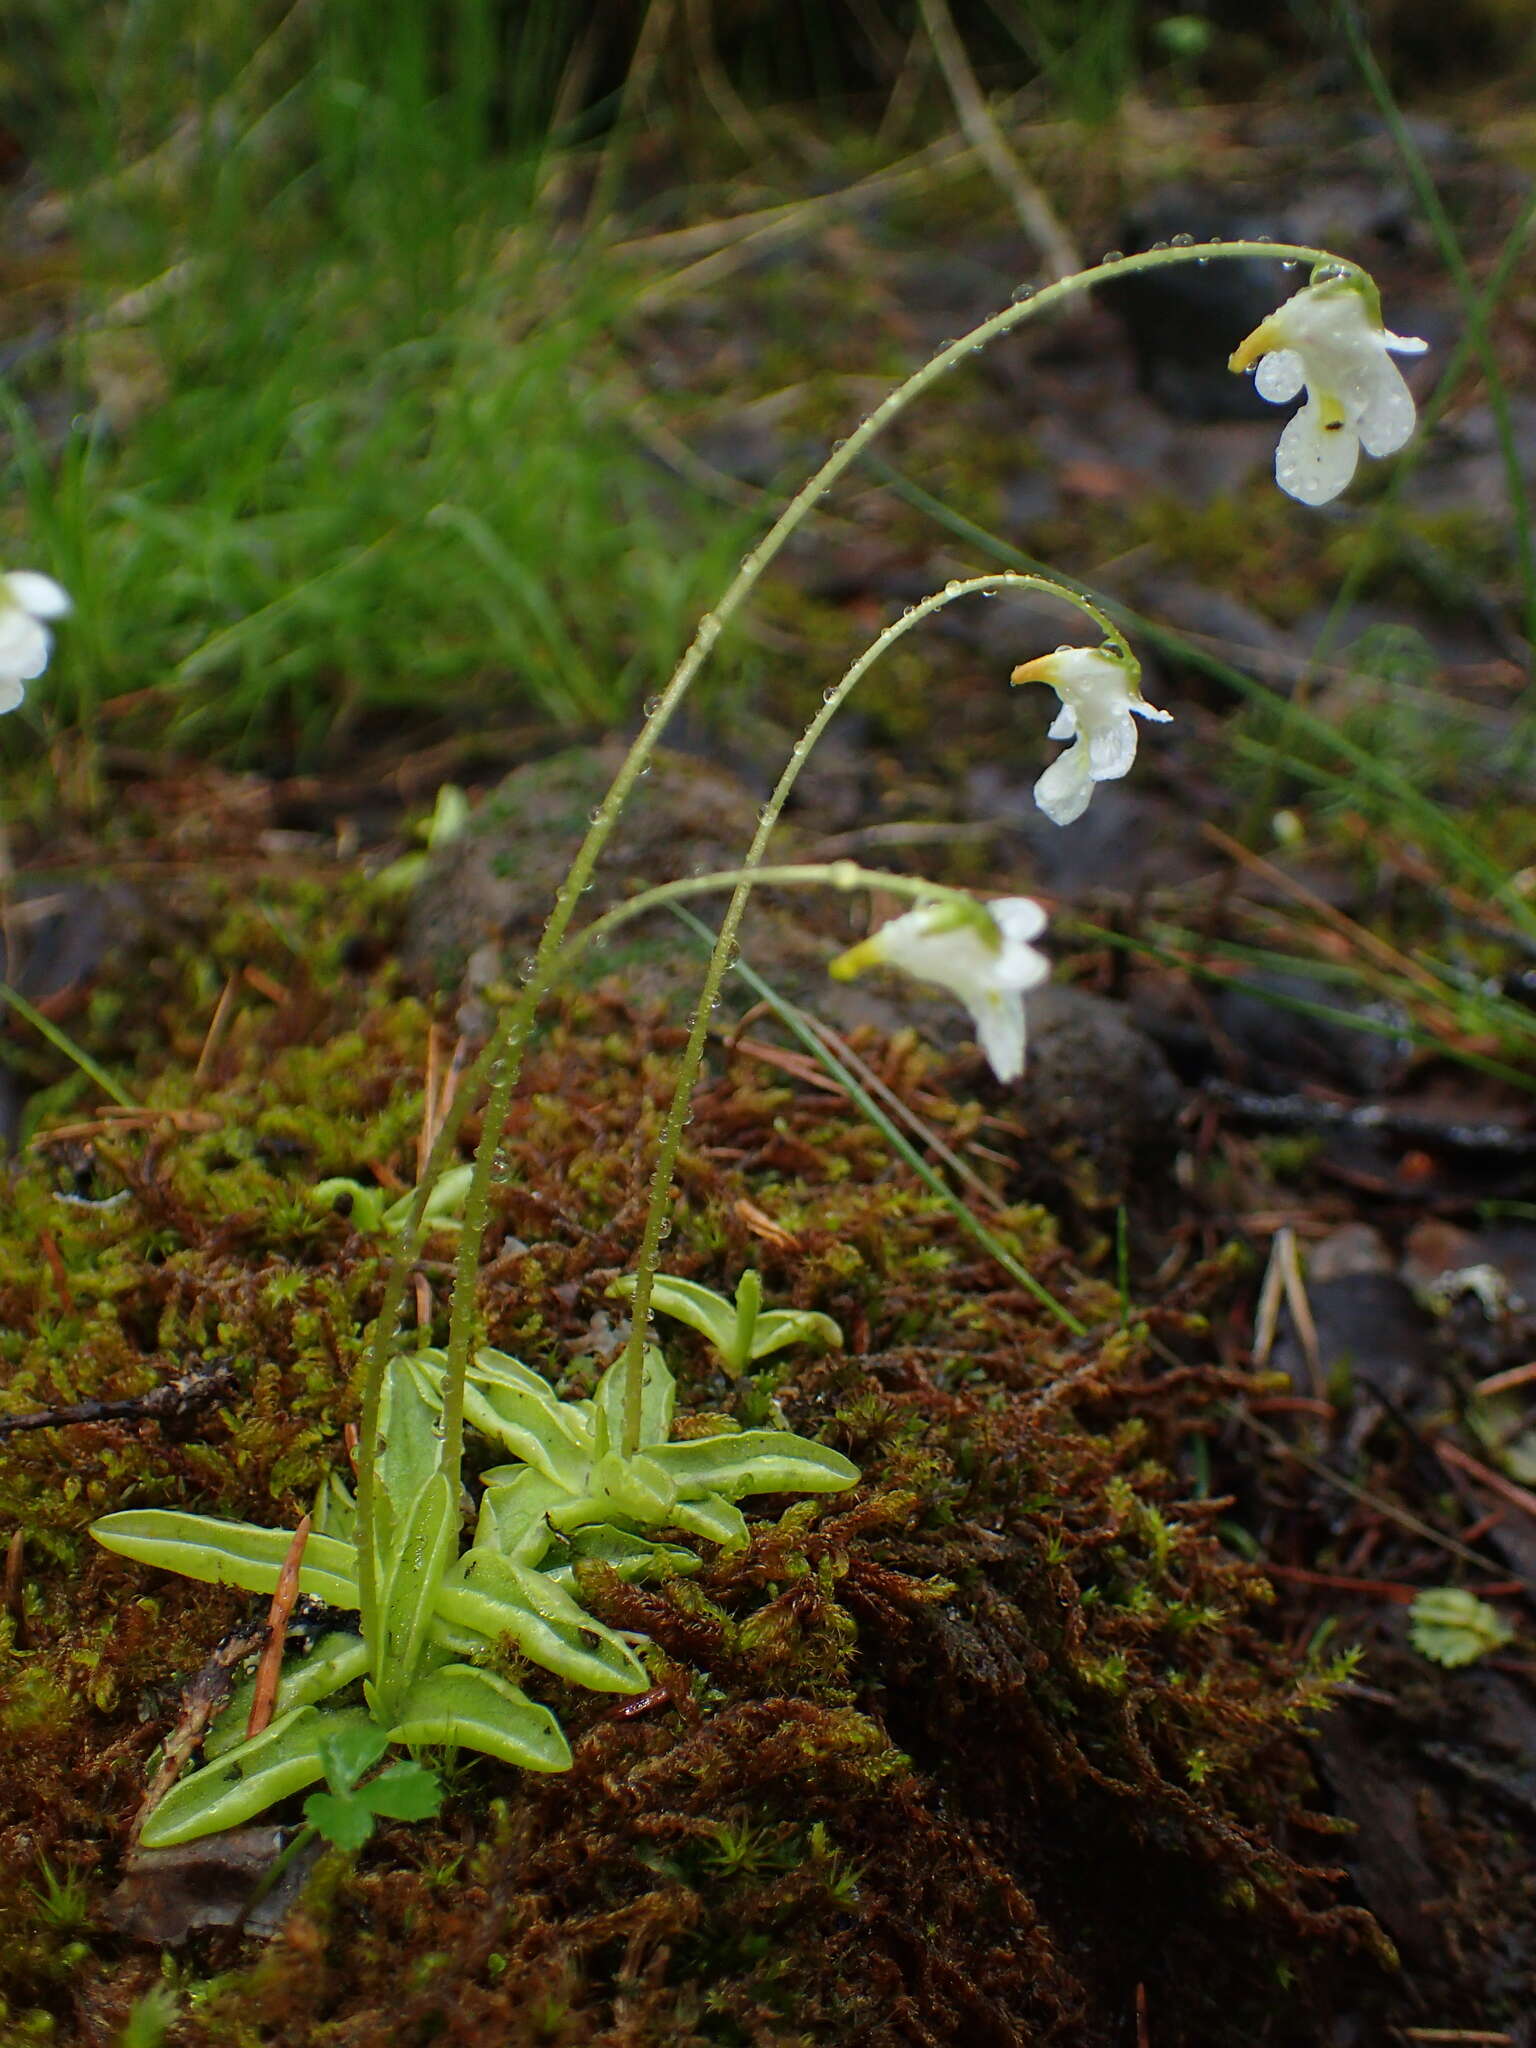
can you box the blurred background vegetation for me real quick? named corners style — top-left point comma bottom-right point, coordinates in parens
top-left (0, 0), bottom-right (1531, 764)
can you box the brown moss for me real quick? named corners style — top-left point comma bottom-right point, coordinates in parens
top-left (0, 867), bottom-right (1391, 2046)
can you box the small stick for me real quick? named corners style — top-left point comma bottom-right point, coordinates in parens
top-left (1261, 1564), bottom-right (1420, 1604)
top-left (1459, 1507), bottom-right (1505, 1546)
top-left (1253, 1227), bottom-right (1322, 1396)
top-left (246, 1515), bottom-right (310, 1740)
top-left (418, 1026), bottom-right (443, 1180)
top-left (31, 1108), bottom-right (220, 1145)
top-left (1399, 2031), bottom-right (1514, 2044)
top-left (37, 1229), bottom-right (75, 1314)
top-left (0, 1358), bottom-right (236, 1440)
top-left (133, 1618), bottom-right (268, 1840)
top-left (242, 965), bottom-right (290, 1005)
top-left (1209, 1081), bottom-right (1536, 1158)
top-left (4, 1531), bottom-right (26, 1647)
top-left (1231, 1407), bottom-right (1509, 1576)
top-left (1472, 1360), bottom-right (1536, 1399)
top-left (412, 1272), bottom-right (433, 1328)
top-left (1434, 1439), bottom-right (1536, 1527)
top-left (438, 1034), bottom-right (470, 1125)
top-left (194, 973), bottom-right (240, 1086)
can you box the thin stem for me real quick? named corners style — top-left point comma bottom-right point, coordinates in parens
top-left (670, 906), bottom-right (1088, 1335)
top-left (872, 462), bottom-right (1536, 945)
top-left (616, 571), bottom-right (1120, 1451)
top-left (354, 235), bottom-right (1351, 1631)
top-left (0, 979), bottom-right (136, 1108)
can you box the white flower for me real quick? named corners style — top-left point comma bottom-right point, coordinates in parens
top-left (1228, 277), bottom-right (1427, 507)
top-left (0, 571), bottom-right (71, 713)
top-left (1010, 644), bottom-right (1171, 828)
top-left (829, 895), bottom-right (1050, 1083)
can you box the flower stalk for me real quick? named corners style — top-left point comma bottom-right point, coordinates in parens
top-left (354, 237), bottom-right (1363, 1565)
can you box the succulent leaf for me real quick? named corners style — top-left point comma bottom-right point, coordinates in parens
top-left (91, 1510), bottom-right (359, 1608)
top-left (387, 1664), bottom-right (572, 1773)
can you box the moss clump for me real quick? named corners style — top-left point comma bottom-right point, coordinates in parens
top-left (0, 864), bottom-right (1388, 2045)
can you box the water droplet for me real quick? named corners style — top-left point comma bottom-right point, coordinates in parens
top-left (1280, 259), bottom-right (1299, 272)
top-left (1011, 282), bottom-right (1036, 302)
top-left (943, 579), bottom-right (963, 595)
top-left (1054, 642), bottom-right (1072, 654)
top-left (1253, 232), bottom-right (1273, 244)
top-left (520, 955), bottom-right (538, 976)
top-left (1102, 249), bottom-right (1124, 263)
top-left (658, 1219), bottom-right (673, 1238)
top-left (1171, 232), bottom-right (1194, 247)
top-left (589, 806), bottom-right (603, 822)
top-left (643, 694), bottom-right (662, 715)
top-left (1150, 239), bottom-right (1169, 251)
top-left (822, 685), bottom-right (838, 703)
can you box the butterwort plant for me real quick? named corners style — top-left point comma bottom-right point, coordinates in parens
top-left (90, 244), bottom-right (1425, 1859)
top-left (94, 1295), bottom-right (858, 1846)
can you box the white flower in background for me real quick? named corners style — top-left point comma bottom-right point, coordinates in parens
top-left (1010, 644), bottom-right (1171, 828)
top-left (0, 571), bottom-right (71, 713)
top-left (829, 895), bottom-right (1050, 1083)
top-left (1228, 276), bottom-right (1427, 507)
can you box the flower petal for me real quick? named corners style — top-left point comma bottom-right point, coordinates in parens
top-left (1033, 740), bottom-right (1094, 826)
top-left (990, 897), bottom-right (1049, 946)
top-left (0, 675), bottom-right (26, 714)
top-left (1354, 358), bottom-right (1417, 459)
top-left (1046, 703), bottom-right (1077, 741)
top-left (0, 615), bottom-right (52, 682)
top-left (1384, 329), bottom-right (1428, 356)
top-left (1274, 401), bottom-right (1359, 507)
top-left (4, 571), bottom-right (71, 620)
top-left (1084, 706), bottom-right (1138, 781)
top-left (970, 988), bottom-right (1025, 1084)
top-left (1254, 348), bottom-right (1305, 404)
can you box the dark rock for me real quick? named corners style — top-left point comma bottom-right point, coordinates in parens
top-left (402, 740), bottom-right (976, 1048)
top-left (1272, 1271), bottom-right (1435, 1406)
top-left (1007, 983), bottom-right (1184, 1203)
top-left (1098, 190), bottom-right (1295, 422)
top-left (1209, 970), bottom-right (1414, 1095)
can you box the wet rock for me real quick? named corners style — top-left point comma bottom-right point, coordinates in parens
top-left (1308, 1222), bottom-right (1394, 1284)
top-left (1006, 983), bottom-right (1184, 1203)
top-left (0, 877), bottom-right (145, 1152)
top-left (402, 740), bottom-right (975, 1048)
top-left (1209, 970), bottom-right (1414, 1095)
top-left (1272, 1270), bottom-right (1435, 1406)
top-left (964, 762), bottom-right (1209, 900)
top-left (403, 741), bottom-right (773, 994)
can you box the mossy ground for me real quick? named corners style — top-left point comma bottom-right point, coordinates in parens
top-left (0, 850), bottom-right (1392, 2047)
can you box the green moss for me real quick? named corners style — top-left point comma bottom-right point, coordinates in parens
top-left (0, 862), bottom-right (1393, 2045)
